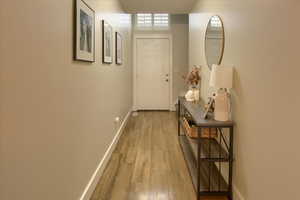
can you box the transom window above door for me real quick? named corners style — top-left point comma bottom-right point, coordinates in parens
top-left (135, 13), bottom-right (170, 30)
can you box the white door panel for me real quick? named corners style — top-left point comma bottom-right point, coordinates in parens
top-left (136, 38), bottom-right (170, 110)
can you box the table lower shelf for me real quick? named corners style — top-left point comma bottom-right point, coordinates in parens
top-left (179, 118), bottom-right (229, 161)
top-left (179, 135), bottom-right (228, 192)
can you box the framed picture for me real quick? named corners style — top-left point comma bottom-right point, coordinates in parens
top-left (203, 97), bottom-right (215, 119)
top-left (102, 20), bottom-right (113, 64)
top-left (75, 0), bottom-right (95, 62)
top-left (115, 32), bottom-right (123, 65)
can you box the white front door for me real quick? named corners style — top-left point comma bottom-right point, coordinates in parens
top-left (135, 37), bottom-right (171, 110)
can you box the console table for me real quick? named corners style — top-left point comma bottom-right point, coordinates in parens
top-left (177, 97), bottom-right (234, 200)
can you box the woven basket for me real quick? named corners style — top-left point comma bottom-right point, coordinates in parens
top-left (182, 117), bottom-right (217, 139)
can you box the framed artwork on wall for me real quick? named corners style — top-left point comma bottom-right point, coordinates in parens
top-left (102, 20), bottom-right (113, 64)
top-left (75, 0), bottom-right (95, 62)
top-left (115, 32), bottom-right (123, 65)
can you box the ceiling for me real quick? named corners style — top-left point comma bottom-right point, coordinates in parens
top-left (119, 0), bottom-right (196, 14)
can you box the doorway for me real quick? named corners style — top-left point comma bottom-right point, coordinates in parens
top-left (133, 34), bottom-right (173, 111)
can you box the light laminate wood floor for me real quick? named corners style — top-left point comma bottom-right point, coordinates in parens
top-left (90, 111), bottom-right (227, 200)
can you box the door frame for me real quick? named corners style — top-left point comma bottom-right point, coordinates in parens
top-left (133, 34), bottom-right (173, 111)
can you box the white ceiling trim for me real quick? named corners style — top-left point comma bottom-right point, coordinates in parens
top-left (119, 0), bottom-right (197, 14)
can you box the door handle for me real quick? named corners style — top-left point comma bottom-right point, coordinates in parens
top-left (165, 79), bottom-right (169, 82)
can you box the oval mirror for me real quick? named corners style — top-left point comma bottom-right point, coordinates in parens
top-left (205, 15), bottom-right (225, 70)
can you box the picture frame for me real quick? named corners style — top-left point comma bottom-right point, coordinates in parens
top-left (75, 0), bottom-right (95, 62)
top-left (203, 97), bottom-right (215, 119)
top-left (102, 20), bottom-right (113, 64)
top-left (115, 32), bottom-right (123, 65)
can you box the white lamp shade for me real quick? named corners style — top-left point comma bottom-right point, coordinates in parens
top-left (209, 64), bottom-right (233, 89)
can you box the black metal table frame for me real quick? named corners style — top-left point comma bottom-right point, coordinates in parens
top-left (177, 98), bottom-right (234, 200)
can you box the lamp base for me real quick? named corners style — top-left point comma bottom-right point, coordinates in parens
top-left (214, 89), bottom-right (230, 121)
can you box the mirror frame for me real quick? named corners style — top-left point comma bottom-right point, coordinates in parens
top-left (204, 15), bottom-right (225, 70)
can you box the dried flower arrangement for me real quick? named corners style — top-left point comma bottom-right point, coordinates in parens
top-left (182, 65), bottom-right (201, 88)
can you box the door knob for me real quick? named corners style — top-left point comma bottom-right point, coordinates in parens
top-left (165, 79), bottom-right (169, 82)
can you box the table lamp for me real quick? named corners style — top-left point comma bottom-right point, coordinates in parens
top-left (209, 65), bottom-right (233, 121)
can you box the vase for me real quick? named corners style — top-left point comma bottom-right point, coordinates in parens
top-left (185, 90), bottom-right (195, 101)
top-left (192, 88), bottom-right (200, 102)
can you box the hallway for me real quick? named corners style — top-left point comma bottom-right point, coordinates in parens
top-left (90, 112), bottom-right (226, 200)
top-left (2, 0), bottom-right (300, 199)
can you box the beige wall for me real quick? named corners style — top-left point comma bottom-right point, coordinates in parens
top-left (133, 14), bottom-right (189, 106)
top-left (0, 0), bottom-right (132, 200)
top-left (190, 0), bottom-right (300, 199)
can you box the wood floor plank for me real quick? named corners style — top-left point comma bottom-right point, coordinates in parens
top-left (90, 111), bottom-right (227, 200)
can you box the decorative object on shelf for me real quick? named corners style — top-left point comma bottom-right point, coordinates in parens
top-left (210, 64), bottom-right (233, 121)
top-left (75, 0), bottom-right (95, 62)
top-left (192, 88), bottom-right (200, 102)
top-left (185, 90), bottom-right (195, 102)
top-left (203, 95), bottom-right (215, 119)
top-left (183, 66), bottom-right (201, 102)
top-left (205, 15), bottom-right (225, 70)
top-left (115, 32), bottom-right (123, 65)
top-left (102, 20), bottom-right (113, 64)
top-left (182, 117), bottom-right (217, 139)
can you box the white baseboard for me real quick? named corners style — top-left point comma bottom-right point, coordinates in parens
top-left (79, 109), bottom-right (132, 200)
top-left (170, 98), bottom-right (178, 112)
top-left (233, 185), bottom-right (245, 200)
top-left (170, 105), bottom-right (176, 112)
